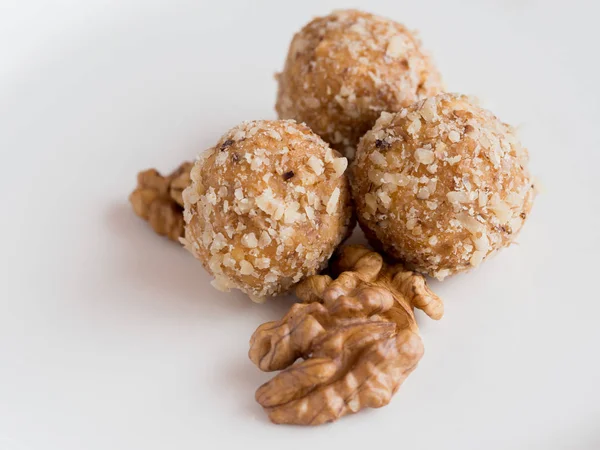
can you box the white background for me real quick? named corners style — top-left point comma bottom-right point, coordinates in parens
top-left (0, 0), bottom-right (598, 449)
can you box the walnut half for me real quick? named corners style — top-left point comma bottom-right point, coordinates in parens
top-left (248, 245), bottom-right (443, 425)
top-left (129, 162), bottom-right (192, 241)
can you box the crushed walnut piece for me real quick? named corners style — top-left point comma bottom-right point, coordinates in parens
top-left (181, 119), bottom-right (354, 301)
top-left (351, 93), bottom-right (536, 279)
top-left (275, 9), bottom-right (443, 158)
top-left (249, 245), bottom-right (443, 425)
top-left (129, 162), bottom-right (193, 241)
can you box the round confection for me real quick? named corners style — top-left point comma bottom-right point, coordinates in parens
top-left (275, 9), bottom-right (443, 158)
top-left (351, 93), bottom-right (536, 279)
top-left (181, 119), bottom-right (354, 301)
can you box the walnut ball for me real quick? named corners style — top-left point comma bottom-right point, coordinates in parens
top-left (275, 9), bottom-right (443, 158)
top-left (351, 93), bottom-right (536, 279)
top-left (181, 120), bottom-right (354, 301)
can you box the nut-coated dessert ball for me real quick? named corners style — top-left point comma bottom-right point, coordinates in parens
top-left (181, 120), bottom-right (354, 301)
top-left (351, 93), bottom-right (536, 279)
top-left (275, 9), bottom-right (443, 158)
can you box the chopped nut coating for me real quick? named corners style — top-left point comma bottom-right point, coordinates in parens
top-left (181, 120), bottom-right (354, 300)
top-left (276, 9), bottom-right (443, 157)
top-left (249, 245), bottom-right (443, 425)
top-left (129, 162), bottom-right (193, 241)
top-left (351, 93), bottom-right (536, 279)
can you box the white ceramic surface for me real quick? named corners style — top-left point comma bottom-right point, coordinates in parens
top-left (1, 1), bottom-right (598, 449)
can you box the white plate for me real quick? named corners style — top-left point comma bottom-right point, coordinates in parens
top-left (1, 1), bottom-right (598, 449)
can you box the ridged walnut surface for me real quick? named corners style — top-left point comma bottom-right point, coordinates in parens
top-left (249, 245), bottom-right (443, 425)
top-left (129, 162), bottom-right (193, 241)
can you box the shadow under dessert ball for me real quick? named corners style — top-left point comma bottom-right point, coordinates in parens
top-left (276, 9), bottom-right (443, 158)
top-left (351, 93), bottom-right (536, 279)
top-left (181, 120), bottom-right (354, 301)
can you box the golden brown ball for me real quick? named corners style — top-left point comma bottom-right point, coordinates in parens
top-left (351, 93), bottom-right (536, 279)
top-left (182, 120), bottom-right (354, 301)
top-left (276, 9), bottom-right (443, 158)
